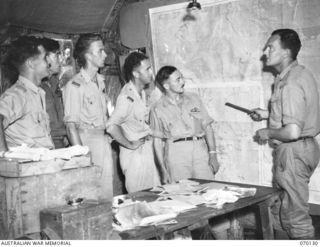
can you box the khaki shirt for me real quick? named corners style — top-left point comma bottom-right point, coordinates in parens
top-left (150, 92), bottom-right (214, 140)
top-left (269, 61), bottom-right (320, 137)
top-left (106, 82), bottom-right (151, 141)
top-left (0, 76), bottom-right (54, 148)
top-left (63, 69), bottom-right (108, 130)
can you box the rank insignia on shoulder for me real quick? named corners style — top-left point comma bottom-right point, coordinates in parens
top-left (127, 96), bottom-right (134, 102)
top-left (190, 107), bottom-right (200, 112)
top-left (72, 81), bottom-right (80, 87)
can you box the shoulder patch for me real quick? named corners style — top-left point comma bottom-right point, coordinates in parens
top-left (72, 81), bottom-right (80, 87)
top-left (127, 96), bottom-right (134, 102)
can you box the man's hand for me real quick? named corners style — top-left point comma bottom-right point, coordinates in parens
top-left (249, 108), bottom-right (268, 121)
top-left (161, 170), bottom-right (172, 185)
top-left (128, 138), bottom-right (145, 150)
top-left (254, 128), bottom-right (270, 144)
top-left (209, 153), bottom-right (220, 175)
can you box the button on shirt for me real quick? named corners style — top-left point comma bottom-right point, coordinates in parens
top-left (0, 76), bottom-right (54, 148)
top-left (150, 92), bottom-right (214, 140)
top-left (106, 82), bottom-right (151, 141)
top-left (269, 61), bottom-right (320, 137)
top-left (63, 69), bottom-right (108, 130)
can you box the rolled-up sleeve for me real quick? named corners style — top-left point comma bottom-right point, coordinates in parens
top-left (282, 84), bottom-right (305, 129)
top-left (195, 95), bottom-right (214, 129)
top-left (63, 81), bottom-right (81, 124)
top-left (150, 107), bottom-right (165, 139)
top-left (105, 95), bottom-right (129, 130)
top-left (0, 90), bottom-right (24, 128)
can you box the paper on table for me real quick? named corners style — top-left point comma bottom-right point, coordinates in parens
top-left (202, 189), bottom-right (240, 209)
top-left (148, 199), bottom-right (196, 213)
top-left (168, 195), bottom-right (207, 206)
top-left (114, 201), bottom-right (178, 231)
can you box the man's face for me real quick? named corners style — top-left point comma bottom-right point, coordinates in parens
top-left (263, 35), bottom-right (287, 68)
top-left (134, 59), bottom-right (154, 85)
top-left (87, 40), bottom-right (107, 68)
top-left (46, 50), bottom-right (62, 75)
top-left (164, 70), bottom-right (185, 94)
top-left (32, 45), bottom-right (49, 85)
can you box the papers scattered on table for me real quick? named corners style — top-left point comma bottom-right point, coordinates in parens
top-left (113, 200), bottom-right (178, 231)
top-left (112, 180), bottom-right (257, 231)
top-left (0, 144), bottom-right (89, 161)
top-left (152, 180), bottom-right (257, 209)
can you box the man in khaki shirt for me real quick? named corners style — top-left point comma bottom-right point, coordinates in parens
top-left (106, 52), bottom-right (160, 193)
top-left (0, 36), bottom-right (54, 151)
top-left (150, 66), bottom-right (220, 183)
top-left (63, 34), bottom-right (113, 199)
top-left (150, 66), bottom-right (229, 239)
top-left (251, 29), bottom-right (320, 239)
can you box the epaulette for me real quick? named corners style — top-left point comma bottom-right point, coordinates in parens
top-left (72, 81), bottom-right (80, 87)
top-left (127, 96), bottom-right (134, 102)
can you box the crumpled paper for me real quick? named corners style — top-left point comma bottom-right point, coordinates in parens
top-left (0, 144), bottom-right (89, 161)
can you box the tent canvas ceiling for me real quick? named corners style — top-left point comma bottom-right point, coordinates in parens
top-left (2, 0), bottom-right (118, 33)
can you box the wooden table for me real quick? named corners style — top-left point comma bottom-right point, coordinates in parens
top-left (119, 179), bottom-right (281, 240)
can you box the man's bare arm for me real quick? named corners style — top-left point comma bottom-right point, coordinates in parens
top-left (204, 125), bottom-right (220, 174)
top-left (0, 114), bottom-right (8, 152)
top-left (107, 124), bottom-right (144, 150)
top-left (65, 122), bottom-right (82, 146)
top-left (154, 138), bottom-right (171, 184)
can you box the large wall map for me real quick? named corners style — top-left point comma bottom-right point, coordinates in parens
top-left (149, 0), bottom-right (320, 203)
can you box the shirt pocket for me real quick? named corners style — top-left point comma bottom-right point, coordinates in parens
top-left (270, 91), bottom-right (282, 123)
top-left (30, 112), bottom-right (47, 136)
top-left (83, 94), bottom-right (100, 119)
top-left (132, 103), bottom-right (148, 125)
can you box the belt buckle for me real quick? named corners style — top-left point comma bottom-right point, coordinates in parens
top-left (193, 136), bottom-right (197, 141)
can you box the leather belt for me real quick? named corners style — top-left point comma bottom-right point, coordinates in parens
top-left (78, 128), bottom-right (105, 134)
top-left (281, 136), bottom-right (314, 144)
top-left (173, 136), bottom-right (203, 143)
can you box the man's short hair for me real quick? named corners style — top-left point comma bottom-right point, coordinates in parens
top-left (40, 37), bottom-right (60, 53)
top-left (271, 29), bottom-right (301, 60)
top-left (155, 65), bottom-right (177, 92)
top-left (123, 52), bottom-right (148, 83)
top-left (73, 33), bottom-right (103, 68)
top-left (7, 36), bottom-right (42, 71)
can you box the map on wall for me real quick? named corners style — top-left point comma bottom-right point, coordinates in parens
top-left (149, 0), bottom-right (320, 202)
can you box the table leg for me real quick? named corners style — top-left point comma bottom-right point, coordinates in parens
top-left (255, 200), bottom-right (274, 239)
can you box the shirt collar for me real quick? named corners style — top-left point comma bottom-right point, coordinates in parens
top-left (18, 75), bottom-right (39, 93)
top-left (80, 68), bottom-right (97, 84)
top-left (163, 93), bottom-right (187, 106)
top-left (277, 60), bottom-right (298, 80)
top-left (128, 81), bottom-right (146, 101)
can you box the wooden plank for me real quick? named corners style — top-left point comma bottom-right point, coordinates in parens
top-left (0, 155), bottom-right (91, 177)
top-left (0, 177), bottom-right (8, 239)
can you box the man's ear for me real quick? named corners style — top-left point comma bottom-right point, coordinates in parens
top-left (84, 52), bottom-right (91, 63)
top-left (283, 48), bottom-right (291, 59)
top-left (25, 58), bottom-right (34, 70)
top-left (163, 83), bottom-right (169, 90)
top-left (132, 70), bottom-right (139, 79)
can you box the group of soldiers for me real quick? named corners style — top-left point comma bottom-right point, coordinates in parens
top-left (0, 28), bottom-right (318, 240)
